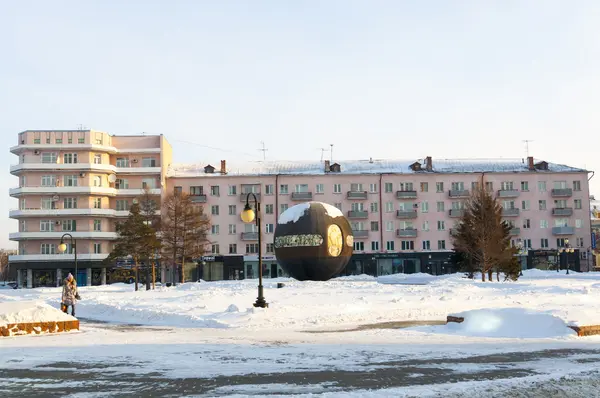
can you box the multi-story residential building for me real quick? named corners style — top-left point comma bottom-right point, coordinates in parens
top-left (9, 130), bottom-right (172, 288)
top-left (8, 130), bottom-right (593, 287)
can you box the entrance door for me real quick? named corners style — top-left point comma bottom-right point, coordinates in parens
top-left (77, 269), bottom-right (86, 286)
top-left (270, 264), bottom-right (278, 278)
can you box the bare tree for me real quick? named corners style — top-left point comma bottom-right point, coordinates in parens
top-left (161, 192), bottom-right (211, 284)
top-left (0, 250), bottom-right (11, 282)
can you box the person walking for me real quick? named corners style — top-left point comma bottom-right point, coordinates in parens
top-left (61, 273), bottom-right (80, 317)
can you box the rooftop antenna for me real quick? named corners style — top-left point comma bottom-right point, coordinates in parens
top-left (330, 144), bottom-right (334, 162)
top-left (258, 141), bottom-right (268, 160)
top-left (522, 140), bottom-right (533, 157)
top-left (318, 147), bottom-right (330, 162)
top-left (77, 124), bottom-right (86, 131)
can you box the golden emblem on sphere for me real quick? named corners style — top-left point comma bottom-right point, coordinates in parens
top-left (346, 234), bottom-right (354, 247)
top-left (327, 224), bottom-right (343, 257)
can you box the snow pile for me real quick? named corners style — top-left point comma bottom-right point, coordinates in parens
top-left (0, 301), bottom-right (76, 327)
top-left (278, 202), bottom-right (310, 224)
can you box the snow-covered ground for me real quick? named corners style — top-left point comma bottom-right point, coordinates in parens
top-left (2, 270), bottom-right (600, 396)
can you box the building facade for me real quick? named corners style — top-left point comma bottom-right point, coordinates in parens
top-left (8, 130), bottom-right (593, 287)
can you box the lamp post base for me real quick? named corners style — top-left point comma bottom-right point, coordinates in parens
top-left (253, 298), bottom-right (269, 308)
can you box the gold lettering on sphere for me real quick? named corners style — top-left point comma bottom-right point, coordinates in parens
top-left (327, 224), bottom-right (343, 257)
top-left (275, 234), bottom-right (324, 248)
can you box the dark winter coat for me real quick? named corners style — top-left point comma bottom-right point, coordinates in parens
top-left (62, 279), bottom-right (78, 306)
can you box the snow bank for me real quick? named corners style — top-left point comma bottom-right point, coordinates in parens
top-left (0, 301), bottom-right (76, 327)
top-left (278, 203), bottom-right (310, 224)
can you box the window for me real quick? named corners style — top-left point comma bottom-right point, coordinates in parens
top-left (228, 205), bottom-right (237, 215)
top-left (500, 181), bottom-right (514, 190)
top-left (400, 182), bottom-right (414, 191)
top-left (142, 178), bottom-right (156, 189)
top-left (386, 241), bottom-right (395, 251)
top-left (351, 203), bottom-right (364, 211)
top-left (421, 201), bottom-right (429, 213)
top-left (538, 181), bottom-right (546, 192)
top-left (553, 181), bottom-right (567, 189)
top-left (386, 221), bottom-right (394, 231)
top-left (228, 224), bottom-right (236, 234)
top-left (64, 175), bottom-right (78, 187)
top-left (78, 137), bottom-right (85, 144)
top-left (116, 200), bottom-right (128, 211)
top-left (334, 203), bottom-right (342, 211)
top-left (41, 152), bottom-right (57, 164)
top-left (384, 182), bottom-right (393, 193)
top-left (554, 199), bottom-right (567, 208)
top-left (41, 175), bottom-right (56, 187)
top-left (422, 240), bottom-right (431, 250)
top-left (521, 181), bottom-right (529, 191)
top-left (41, 197), bottom-right (56, 210)
top-left (370, 221), bottom-right (379, 232)
top-left (46, 133), bottom-right (51, 143)
top-left (555, 218), bottom-right (569, 227)
top-left (190, 186), bottom-right (203, 196)
top-left (93, 176), bottom-right (102, 187)
top-left (370, 202), bottom-right (379, 213)
top-left (540, 220), bottom-right (548, 229)
top-left (576, 219), bottom-right (583, 228)
top-left (451, 182), bottom-right (465, 191)
top-left (502, 200), bottom-right (515, 210)
top-left (34, 138), bottom-right (41, 144)
top-left (574, 199), bottom-right (582, 209)
top-left (573, 181), bottom-right (581, 191)
top-left (242, 184), bottom-right (259, 194)
top-left (212, 244), bottom-right (220, 254)
top-left (369, 183), bottom-right (378, 193)
top-left (116, 158), bottom-right (129, 167)
top-left (265, 184), bottom-right (274, 195)
top-left (41, 243), bottom-right (56, 255)
top-left (371, 241), bottom-right (379, 251)
top-left (228, 185), bottom-right (237, 196)
top-left (211, 205), bottom-right (219, 215)
top-left (94, 243), bottom-right (102, 254)
top-left (62, 220), bottom-right (77, 231)
top-left (211, 225), bottom-right (219, 235)
top-left (437, 240), bottom-right (446, 250)
top-left (437, 220), bottom-right (445, 231)
top-left (20, 220), bottom-right (26, 232)
top-left (246, 244), bottom-right (259, 254)
top-left (93, 198), bottom-right (101, 209)
top-left (63, 153), bottom-right (78, 164)
top-left (229, 244), bottom-right (237, 254)
top-left (436, 182), bottom-right (444, 192)
top-left (210, 186), bottom-right (220, 196)
top-left (266, 243), bottom-right (275, 253)
top-left (471, 181), bottom-right (480, 191)
top-left (420, 182), bottom-right (428, 192)
top-left (422, 221), bottom-right (429, 231)
top-left (437, 201), bottom-right (445, 212)
top-left (280, 204), bottom-right (288, 213)
top-left (333, 184), bottom-right (342, 193)
top-left (265, 204), bottom-right (274, 214)
top-left (557, 238), bottom-right (567, 248)
top-left (577, 237), bottom-right (584, 247)
top-left (280, 184), bottom-right (289, 194)
top-left (401, 241), bottom-right (414, 250)
top-left (94, 154), bottom-right (102, 164)
top-left (115, 179), bottom-right (129, 189)
top-left (541, 238), bottom-right (548, 248)
top-left (521, 200), bottom-right (530, 210)
top-left (63, 197), bottom-right (77, 209)
top-left (385, 202), bottom-right (394, 213)
top-left (353, 241), bottom-right (365, 251)
top-left (20, 175), bottom-right (26, 187)
top-left (295, 184), bottom-right (309, 193)
top-left (539, 200), bottom-right (547, 210)
top-left (142, 157), bottom-right (156, 167)
top-left (93, 220), bottom-right (101, 231)
top-left (265, 224), bottom-right (274, 233)
top-left (316, 183), bottom-right (324, 193)
top-left (523, 219), bottom-right (531, 229)
top-left (40, 220), bottom-right (54, 232)
top-left (523, 239), bottom-right (532, 250)
top-left (351, 183), bottom-right (363, 192)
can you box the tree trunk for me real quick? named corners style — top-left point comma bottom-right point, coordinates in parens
top-left (152, 262), bottom-right (156, 290)
top-left (487, 269), bottom-right (493, 282)
top-left (145, 260), bottom-right (151, 291)
top-left (481, 271), bottom-right (486, 282)
top-left (134, 264), bottom-right (139, 291)
top-left (180, 248), bottom-right (185, 284)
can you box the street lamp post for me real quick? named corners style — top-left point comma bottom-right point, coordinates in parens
top-left (558, 238), bottom-right (575, 275)
top-left (241, 193), bottom-right (268, 308)
top-left (58, 233), bottom-right (77, 283)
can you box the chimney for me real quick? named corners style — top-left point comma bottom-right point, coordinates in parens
top-left (425, 156), bottom-right (433, 172)
top-left (527, 156), bottom-right (534, 171)
top-left (220, 160), bottom-right (226, 174)
top-left (324, 160), bottom-right (330, 172)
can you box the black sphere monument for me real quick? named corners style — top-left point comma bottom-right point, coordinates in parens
top-left (274, 201), bottom-right (354, 281)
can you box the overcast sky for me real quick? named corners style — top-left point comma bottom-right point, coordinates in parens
top-left (1, 0), bottom-right (599, 248)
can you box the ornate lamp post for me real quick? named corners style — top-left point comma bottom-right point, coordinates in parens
top-left (558, 238), bottom-right (575, 275)
top-left (240, 193), bottom-right (268, 308)
top-left (58, 233), bottom-right (77, 282)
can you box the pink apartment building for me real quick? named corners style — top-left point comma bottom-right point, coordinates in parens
top-left (9, 130), bottom-right (593, 287)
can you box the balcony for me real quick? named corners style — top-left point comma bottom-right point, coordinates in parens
top-left (347, 210), bottom-right (369, 219)
top-left (241, 232), bottom-right (259, 241)
top-left (9, 232), bottom-right (119, 241)
top-left (352, 230), bottom-right (369, 239)
top-left (552, 207), bottom-right (573, 216)
top-left (8, 208), bottom-right (159, 218)
top-left (9, 186), bottom-right (118, 197)
top-left (551, 188), bottom-right (573, 198)
top-left (396, 228), bottom-right (418, 238)
top-left (115, 188), bottom-right (161, 196)
top-left (347, 191), bottom-right (368, 200)
top-left (509, 227), bottom-right (520, 236)
top-left (502, 208), bottom-right (520, 217)
top-left (449, 209), bottom-right (464, 218)
top-left (396, 191), bottom-right (417, 199)
top-left (10, 163), bottom-right (118, 175)
top-left (240, 193), bottom-right (261, 202)
top-left (114, 166), bottom-right (162, 175)
top-left (448, 189), bottom-right (470, 198)
top-left (396, 210), bottom-right (418, 219)
top-left (291, 192), bottom-right (313, 201)
top-left (498, 190), bottom-right (520, 198)
top-left (552, 226), bottom-right (574, 235)
top-left (189, 194), bottom-right (208, 203)
top-left (9, 253), bottom-right (109, 262)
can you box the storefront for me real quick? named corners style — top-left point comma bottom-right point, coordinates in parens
top-left (243, 255), bottom-right (287, 279)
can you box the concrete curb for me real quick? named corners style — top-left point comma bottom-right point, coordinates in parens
top-left (0, 320), bottom-right (80, 337)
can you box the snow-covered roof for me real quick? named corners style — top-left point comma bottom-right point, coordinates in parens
top-left (167, 158), bottom-right (588, 178)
